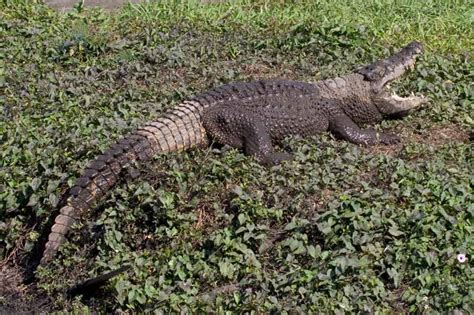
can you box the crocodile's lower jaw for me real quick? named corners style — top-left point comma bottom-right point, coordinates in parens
top-left (375, 88), bottom-right (428, 117)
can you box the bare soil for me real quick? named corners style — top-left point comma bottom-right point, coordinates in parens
top-left (364, 123), bottom-right (470, 156)
top-left (45, 0), bottom-right (145, 11)
top-left (45, 0), bottom-right (224, 11)
top-left (0, 265), bottom-right (52, 314)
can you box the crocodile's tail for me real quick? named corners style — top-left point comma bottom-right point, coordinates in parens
top-left (40, 100), bottom-right (207, 265)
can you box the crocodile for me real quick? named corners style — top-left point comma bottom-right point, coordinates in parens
top-left (39, 41), bottom-right (427, 266)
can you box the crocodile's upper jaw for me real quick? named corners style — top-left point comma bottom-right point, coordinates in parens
top-left (374, 42), bottom-right (423, 91)
top-left (360, 41), bottom-right (428, 117)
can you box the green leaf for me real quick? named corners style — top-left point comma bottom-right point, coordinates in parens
top-left (30, 178), bottom-right (41, 191)
top-left (388, 226), bottom-right (404, 237)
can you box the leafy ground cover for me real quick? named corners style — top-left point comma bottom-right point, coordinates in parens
top-left (1, 0), bottom-right (473, 313)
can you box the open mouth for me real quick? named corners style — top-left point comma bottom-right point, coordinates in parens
top-left (376, 78), bottom-right (428, 117)
top-left (376, 48), bottom-right (420, 91)
top-left (373, 53), bottom-right (428, 116)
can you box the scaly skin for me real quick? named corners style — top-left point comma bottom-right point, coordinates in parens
top-left (40, 41), bottom-right (427, 269)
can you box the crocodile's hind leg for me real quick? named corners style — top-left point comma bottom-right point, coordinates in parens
top-left (329, 113), bottom-right (400, 145)
top-left (202, 106), bottom-right (292, 165)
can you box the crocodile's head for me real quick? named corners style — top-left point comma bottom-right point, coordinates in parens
top-left (359, 41), bottom-right (428, 118)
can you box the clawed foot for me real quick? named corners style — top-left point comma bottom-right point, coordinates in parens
top-left (378, 132), bottom-right (400, 145)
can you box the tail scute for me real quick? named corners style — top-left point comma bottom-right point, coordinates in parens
top-left (39, 103), bottom-right (207, 265)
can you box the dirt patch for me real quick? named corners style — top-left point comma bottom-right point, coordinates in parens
top-left (363, 142), bottom-right (401, 156)
top-left (242, 63), bottom-right (272, 77)
top-left (45, 0), bottom-right (144, 11)
top-left (195, 203), bottom-right (217, 231)
top-left (364, 124), bottom-right (470, 156)
top-left (407, 124), bottom-right (470, 146)
top-left (45, 0), bottom-right (226, 11)
top-left (0, 265), bottom-right (52, 313)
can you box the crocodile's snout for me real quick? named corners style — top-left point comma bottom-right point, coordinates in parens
top-left (405, 41), bottom-right (424, 55)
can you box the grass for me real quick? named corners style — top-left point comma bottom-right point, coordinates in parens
top-left (1, 0), bottom-right (473, 313)
top-left (120, 0), bottom-right (474, 54)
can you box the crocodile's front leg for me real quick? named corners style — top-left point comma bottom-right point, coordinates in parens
top-left (329, 113), bottom-right (400, 145)
top-left (202, 105), bottom-right (292, 165)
